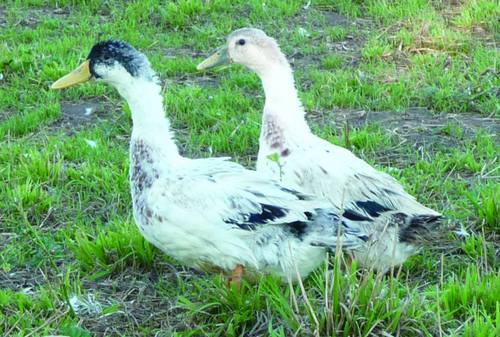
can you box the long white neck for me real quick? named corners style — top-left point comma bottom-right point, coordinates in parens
top-left (115, 79), bottom-right (180, 160)
top-left (259, 63), bottom-right (309, 133)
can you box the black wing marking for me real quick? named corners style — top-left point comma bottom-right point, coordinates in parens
top-left (247, 204), bottom-right (287, 225)
top-left (224, 201), bottom-right (311, 237)
top-left (224, 202), bottom-right (288, 230)
top-left (343, 209), bottom-right (373, 222)
top-left (355, 200), bottom-right (391, 217)
top-left (277, 187), bottom-right (309, 200)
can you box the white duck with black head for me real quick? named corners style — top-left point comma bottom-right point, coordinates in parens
top-left (198, 28), bottom-right (443, 272)
top-left (51, 40), bottom-right (378, 286)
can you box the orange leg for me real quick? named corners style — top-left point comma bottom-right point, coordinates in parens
top-left (226, 264), bottom-right (244, 291)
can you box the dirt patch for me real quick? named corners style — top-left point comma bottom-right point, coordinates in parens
top-left (308, 107), bottom-right (499, 158)
top-left (11, 7), bottom-right (70, 29)
top-left (0, 227), bottom-right (14, 256)
top-left (50, 100), bottom-right (110, 135)
top-left (329, 107), bottom-right (498, 134)
top-left (0, 6), bottom-right (6, 27)
top-left (322, 10), bottom-right (351, 26)
top-left (0, 266), bottom-right (51, 293)
top-left (0, 260), bottom-right (199, 335)
top-left (10, 6), bottom-right (110, 29)
top-left (0, 108), bottom-right (11, 124)
top-left (291, 9), bottom-right (371, 70)
top-left (77, 268), bottom-right (195, 336)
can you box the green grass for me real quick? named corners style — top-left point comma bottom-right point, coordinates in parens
top-left (1, 0), bottom-right (499, 336)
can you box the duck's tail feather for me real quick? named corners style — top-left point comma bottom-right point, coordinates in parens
top-left (399, 213), bottom-right (442, 244)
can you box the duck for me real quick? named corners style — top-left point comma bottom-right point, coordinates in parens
top-left (197, 28), bottom-right (442, 272)
top-left (51, 40), bottom-right (376, 285)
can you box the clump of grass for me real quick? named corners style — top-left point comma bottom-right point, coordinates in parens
top-left (159, 0), bottom-right (205, 30)
top-left (389, 15), bottom-right (476, 55)
top-left (366, 0), bottom-right (433, 23)
top-left (10, 180), bottom-right (54, 217)
top-left (180, 275), bottom-right (297, 336)
top-left (322, 55), bottom-right (343, 70)
top-left (440, 122), bottom-right (465, 139)
top-left (315, 0), bottom-right (361, 18)
top-left (179, 258), bottom-right (431, 337)
top-left (0, 103), bottom-right (60, 139)
top-left (326, 26), bottom-right (348, 42)
top-left (467, 183), bottom-right (500, 232)
top-left (68, 221), bottom-right (157, 276)
top-left (343, 123), bottom-right (394, 152)
top-left (438, 266), bottom-right (500, 321)
top-left (461, 310), bottom-right (499, 337)
top-left (361, 36), bottom-right (392, 60)
top-left (0, 287), bottom-right (68, 335)
top-left (454, 0), bottom-right (500, 32)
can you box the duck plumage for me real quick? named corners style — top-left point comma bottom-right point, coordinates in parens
top-left (52, 40), bottom-right (375, 282)
top-left (198, 28), bottom-right (442, 271)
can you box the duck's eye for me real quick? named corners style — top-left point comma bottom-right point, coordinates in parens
top-left (237, 39), bottom-right (246, 46)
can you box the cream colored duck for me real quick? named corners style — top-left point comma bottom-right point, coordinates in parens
top-left (198, 28), bottom-right (442, 272)
top-left (51, 40), bottom-right (376, 284)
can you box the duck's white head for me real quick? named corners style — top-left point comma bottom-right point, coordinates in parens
top-left (51, 40), bottom-right (157, 92)
top-left (197, 28), bottom-right (289, 75)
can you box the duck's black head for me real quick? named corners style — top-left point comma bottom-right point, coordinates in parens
top-left (51, 39), bottom-right (156, 90)
top-left (87, 40), bottom-right (150, 79)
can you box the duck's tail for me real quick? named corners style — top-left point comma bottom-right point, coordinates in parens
top-left (398, 213), bottom-right (442, 244)
top-left (341, 211), bottom-right (442, 272)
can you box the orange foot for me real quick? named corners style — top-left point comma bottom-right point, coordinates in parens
top-left (226, 264), bottom-right (244, 291)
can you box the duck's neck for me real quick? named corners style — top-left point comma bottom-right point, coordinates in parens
top-left (116, 79), bottom-right (180, 160)
top-left (258, 64), bottom-right (309, 134)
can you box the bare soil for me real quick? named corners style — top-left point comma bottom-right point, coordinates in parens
top-left (0, 6), bottom-right (6, 27)
top-left (77, 270), bottom-right (189, 336)
top-left (310, 107), bottom-right (499, 146)
top-left (50, 100), bottom-right (109, 135)
top-left (0, 267), bottom-right (49, 293)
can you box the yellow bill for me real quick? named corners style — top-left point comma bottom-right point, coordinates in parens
top-left (51, 60), bottom-right (92, 89)
top-left (196, 46), bottom-right (230, 70)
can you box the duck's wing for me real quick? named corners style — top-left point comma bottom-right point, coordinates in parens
top-left (181, 157), bottom-right (326, 227)
top-left (290, 137), bottom-right (441, 218)
top-left (172, 157), bottom-right (367, 248)
top-left (278, 137), bottom-right (442, 248)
